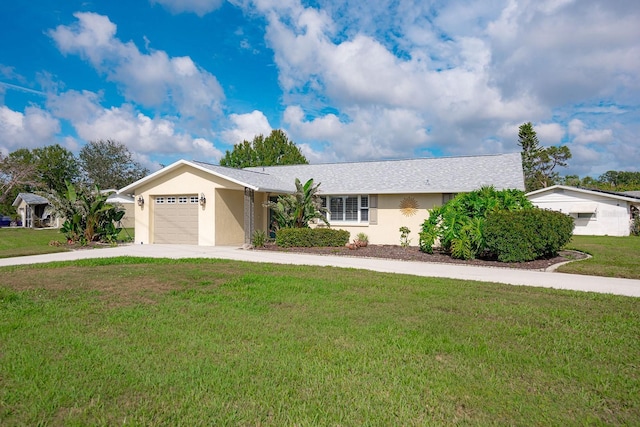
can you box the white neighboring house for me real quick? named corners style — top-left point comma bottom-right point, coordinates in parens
top-left (12, 193), bottom-right (60, 228)
top-left (527, 185), bottom-right (640, 236)
top-left (105, 191), bottom-right (135, 228)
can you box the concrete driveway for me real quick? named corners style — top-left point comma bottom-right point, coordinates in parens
top-left (0, 244), bottom-right (638, 297)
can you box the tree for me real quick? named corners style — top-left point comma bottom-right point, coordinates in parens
top-left (264, 178), bottom-right (329, 230)
top-left (220, 129), bottom-right (308, 168)
top-left (517, 122), bottom-right (571, 192)
top-left (0, 150), bottom-right (39, 216)
top-left (79, 140), bottom-right (149, 190)
top-left (33, 144), bottom-right (80, 194)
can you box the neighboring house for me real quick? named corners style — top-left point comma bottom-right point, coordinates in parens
top-left (119, 153), bottom-right (525, 246)
top-left (527, 185), bottom-right (640, 236)
top-left (12, 193), bottom-right (59, 228)
top-left (105, 192), bottom-right (135, 229)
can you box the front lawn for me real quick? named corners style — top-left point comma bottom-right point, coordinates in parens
top-left (0, 227), bottom-right (134, 259)
top-left (0, 228), bottom-right (68, 258)
top-left (1, 257), bottom-right (638, 425)
top-left (558, 235), bottom-right (640, 279)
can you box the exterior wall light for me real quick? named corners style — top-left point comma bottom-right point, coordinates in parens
top-left (137, 195), bottom-right (144, 206)
top-left (199, 193), bottom-right (206, 206)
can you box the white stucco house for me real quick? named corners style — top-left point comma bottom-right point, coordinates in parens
top-left (118, 153), bottom-right (525, 246)
top-left (527, 185), bottom-right (640, 236)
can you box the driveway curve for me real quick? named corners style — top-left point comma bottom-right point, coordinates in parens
top-left (0, 244), bottom-right (638, 297)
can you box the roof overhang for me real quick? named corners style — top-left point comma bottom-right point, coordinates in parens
top-left (119, 159), bottom-right (271, 194)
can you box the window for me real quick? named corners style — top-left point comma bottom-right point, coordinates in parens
top-left (577, 212), bottom-right (594, 219)
top-left (178, 196), bottom-right (188, 204)
top-left (322, 195), bottom-right (369, 223)
top-left (167, 197), bottom-right (176, 204)
top-left (442, 193), bottom-right (457, 204)
top-left (156, 197), bottom-right (165, 204)
top-left (190, 196), bottom-right (199, 204)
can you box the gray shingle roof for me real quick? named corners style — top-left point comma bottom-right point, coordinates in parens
top-left (119, 153), bottom-right (525, 195)
top-left (245, 153), bottom-right (525, 194)
top-left (12, 193), bottom-right (50, 206)
top-left (192, 161), bottom-right (291, 192)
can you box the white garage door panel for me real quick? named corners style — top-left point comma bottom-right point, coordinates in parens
top-left (154, 198), bottom-right (198, 244)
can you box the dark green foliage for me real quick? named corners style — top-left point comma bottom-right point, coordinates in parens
top-left (419, 186), bottom-right (533, 259)
top-left (264, 178), bottom-right (329, 230)
top-left (53, 181), bottom-right (124, 245)
top-left (484, 209), bottom-right (574, 262)
top-left (562, 171), bottom-right (640, 192)
top-left (518, 122), bottom-right (571, 192)
top-left (220, 129), bottom-right (308, 168)
top-left (79, 139), bottom-right (149, 190)
top-left (32, 144), bottom-right (80, 194)
top-left (276, 228), bottom-right (350, 247)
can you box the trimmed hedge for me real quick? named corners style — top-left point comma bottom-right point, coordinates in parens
top-left (484, 208), bottom-right (574, 262)
top-left (276, 228), bottom-right (350, 247)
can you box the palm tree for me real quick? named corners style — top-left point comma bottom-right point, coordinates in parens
top-left (265, 178), bottom-right (329, 230)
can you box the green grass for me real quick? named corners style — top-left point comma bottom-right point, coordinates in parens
top-left (0, 228), bottom-right (134, 259)
top-left (559, 235), bottom-right (640, 279)
top-left (0, 228), bottom-right (68, 258)
top-left (1, 257), bottom-right (638, 425)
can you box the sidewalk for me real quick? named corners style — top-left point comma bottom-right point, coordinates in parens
top-left (0, 244), bottom-right (638, 297)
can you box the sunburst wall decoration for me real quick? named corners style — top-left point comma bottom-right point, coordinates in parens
top-left (399, 196), bottom-right (419, 217)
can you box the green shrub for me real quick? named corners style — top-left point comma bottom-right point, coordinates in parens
top-left (276, 228), bottom-right (350, 247)
top-left (484, 208), bottom-right (574, 262)
top-left (252, 229), bottom-right (267, 247)
top-left (419, 186), bottom-right (533, 258)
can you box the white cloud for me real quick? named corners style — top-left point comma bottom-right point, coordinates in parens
top-left (221, 110), bottom-right (273, 144)
top-left (535, 123), bottom-right (565, 145)
top-left (284, 105), bottom-right (429, 161)
top-left (48, 12), bottom-right (225, 121)
top-left (0, 106), bottom-right (60, 153)
top-left (568, 119), bottom-right (613, 145)
top-left (47, 90), bottom-right (222, 163)
top-left (150, 0), bottom-right (225, 16)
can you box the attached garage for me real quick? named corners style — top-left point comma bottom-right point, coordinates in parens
top-left (153, 195), bottom-right (199, 244)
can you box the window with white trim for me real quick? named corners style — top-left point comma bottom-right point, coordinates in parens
top-left (321, 195), bottom-right (369, 223)
top-left (190, 196), bottom-right (199, 204)
top-left (167, 197), bottom-right (176, 204)
top-left (156, 197), bottom-right (165, 204)
top-left (178, 196), bottom-right (188, 204)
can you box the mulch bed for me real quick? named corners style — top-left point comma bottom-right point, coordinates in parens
top-left (255, 243), bottom-right (588, 271)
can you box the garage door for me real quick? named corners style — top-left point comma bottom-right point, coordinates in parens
top-left (153, 195), bottom-right (199, 244)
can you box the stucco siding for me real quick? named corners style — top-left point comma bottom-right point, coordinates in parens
top-left (133, 164), bottom-right (242, 245)
top-left (215, 189), bottom-right (244, 245)
top-left (324, 193), bottom-right (440, 246)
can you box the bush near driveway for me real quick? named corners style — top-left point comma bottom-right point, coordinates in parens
top-left (484, 209), bottom-right (574, 262)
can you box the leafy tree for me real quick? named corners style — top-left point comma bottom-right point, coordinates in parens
top-left (419, 186), bottom-right (533, 259)
top-left (220, 129), bottom-right (308, 168)
top-left (32, 144), bottom-right (80, 194)
top-left (518, 122), bottom-right (571, 192)
top-left (79, 139), bottom-right (149, 190)
top-left (598, 171), bottom-right (640, 191)
top-left (0, 150), bottom-right (39, 215)
top-left (264, 178), bottom-right (329, 230)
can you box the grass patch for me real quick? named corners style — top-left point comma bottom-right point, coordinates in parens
top-left (0, 228), bottom-right (67, 258)
top-left (1, 257), bottom-right (638, 425)
top-left (0, 228), bottom-right (134, 259)
top-left (559, 235), bottom-right (640, 279)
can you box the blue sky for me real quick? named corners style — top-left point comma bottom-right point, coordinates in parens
top-left (1, 0), bottom-right (638, 177)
